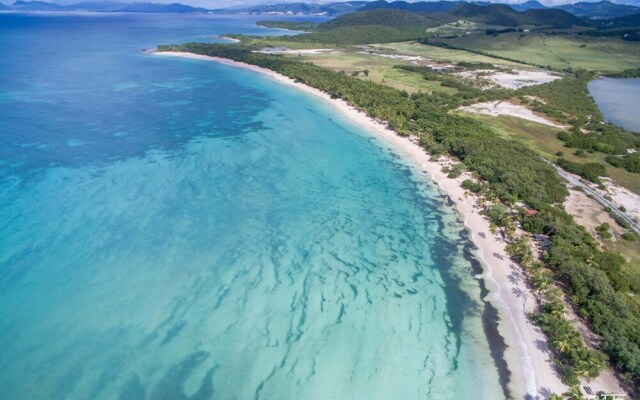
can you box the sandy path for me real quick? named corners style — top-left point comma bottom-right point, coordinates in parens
top-left (153, 51), bottom-right (569, 398)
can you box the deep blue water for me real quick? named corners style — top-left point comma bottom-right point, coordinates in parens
top-left (588, 77), bottom-right (640, 133)
top-left (0, 13), bottom-right (506, 399)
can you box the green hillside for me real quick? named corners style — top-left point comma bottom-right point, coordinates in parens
top-left (283, 9), bottom-right (444, 44)
top-left (320, 9), bottom-right (441, 31)
top-left (295, 25), bottom-right (425, 44)
top-left (449, 3), bottom-right (587, 27)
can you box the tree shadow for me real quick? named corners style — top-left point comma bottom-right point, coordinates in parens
top-left (535, 339), bottom-right (551, 354)
top-left (508, 270), bottom-right (523, 285)
top-left (512, 287), bottom-right (528, 302)
top-left (537, 386), bottom-right (553, 400)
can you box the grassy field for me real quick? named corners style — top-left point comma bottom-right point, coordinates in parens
top-left (431, 33), bottom-right (640, 72)
top-left (373, 41), bottom-right (532, 68)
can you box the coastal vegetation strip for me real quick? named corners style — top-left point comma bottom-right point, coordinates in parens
top-left (155, 42), bottom-right (640, 393)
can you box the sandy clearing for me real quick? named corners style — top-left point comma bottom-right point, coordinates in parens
top-left (565, 188), bottom-right (630, 241)
top-left (600, 178), bottom-right (640, 223)
top-left (456, 69), bottom-right (561, 89)
top-left (459, 101), bottom-right (569, 128)
top-left (490, 70), bottom-right (560, 89)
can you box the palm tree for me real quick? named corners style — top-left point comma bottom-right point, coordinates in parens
top-left (573, 350), bottom-right (606, 381)
top-left (553, 332), bottom-right (581, 353)
top-left (563, 385), bottom-right (584, 400)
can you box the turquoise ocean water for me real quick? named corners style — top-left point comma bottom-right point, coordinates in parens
top-left (0, 13), bottom-right (507, 399)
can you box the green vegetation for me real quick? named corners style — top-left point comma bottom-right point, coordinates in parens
top-left (294, 25), bottom-right (424, 44)
top-left (419, 38), bottom-right (547, 68)
top-left (375, 41), bottom-right (530, 68)
top-left (425, 33), bottom-right (640, 71)
top-left (606, 153), bottom-right (640, 173)
top-left (606, 67), bottom-right (640, 78)
top-left (320, 9), bottom-right (440, 31)
top-left (596, 222), bottom-right (612, 239)
top-left (519, 71), bottom-right (640, 160)
top-left (448, 3), bottom-right (585, 28)
top-left (521, 71), bottom-right (600, 125)
top-left (556, 158), bottom-right (607, 183)
top-left (256, 21), bottom-right (321, 32)
top-left (278, 48), bottom-right (458, 94)
top-left (521, 204), bottom-right (640, 384)
top-left (458, 113), bottom-right (640, 195)
top-left (586, 13), bottom-right (640, 41)
top-left (276, 9), bottom-right (444, 44)
top-left (395, 64), bottom-right (513, 102)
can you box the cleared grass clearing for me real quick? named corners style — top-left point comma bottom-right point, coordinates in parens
top-left (432, 33), bottom-right (640, 72)
top-left (283, 49), bottom-right (458, 94)
top-left (374, 41), bottom-right (531, 68)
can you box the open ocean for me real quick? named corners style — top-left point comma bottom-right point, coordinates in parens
top-left (0, 12), bottom-right (507, 399)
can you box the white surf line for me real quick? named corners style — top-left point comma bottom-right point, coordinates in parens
top-left (471, 228), bottom-right (539, 398)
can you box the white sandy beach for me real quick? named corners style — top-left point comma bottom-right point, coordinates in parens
top-left (152, 51), bottom-right (625, 398)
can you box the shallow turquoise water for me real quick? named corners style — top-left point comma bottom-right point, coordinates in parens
top-left (588, 77), bottom-right (640, 133)
top-left (0, 13), bottom-right (507, 399)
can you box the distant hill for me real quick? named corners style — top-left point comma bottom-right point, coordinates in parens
top-left (280, 8), bottom-right (444, 44)
top-left (357, 0), bottom-right (640, 21)
top-left (218, 1), bottom-right (367, 16)
top-left (449, 3), bottom-right (586, 27)
top-left (9, 0), bottom-right (210, 12)
top-left (320, 8), bottom-right (441, 30)
top-left (261, 0), bottom-right (598, 44)
top-left (556, 1), bottom-right (640, 19)
top-left (584, 12), bottom-right (640, 40)
top-left (509, 1), bottom-right (547, 12)
top-left (601, 11), bottom-right (640, 26)
top-left (12, 0), bottom-right (65, 10)
top-left (114, 2), bottom-right (209, 13)
top-left (359, 0), bottom-right (459, 13)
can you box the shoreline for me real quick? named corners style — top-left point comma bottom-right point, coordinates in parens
top-left (152, 50), bottom-right (568, 397)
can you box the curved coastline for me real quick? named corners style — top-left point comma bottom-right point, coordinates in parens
top-left (152, 50), bottom-right (568, 398)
